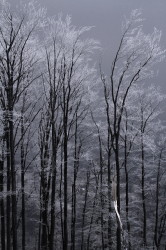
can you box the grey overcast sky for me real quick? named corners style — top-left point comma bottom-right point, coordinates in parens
top-left (38, 0), bottom-right (166, 88)
top-left (10, 0), bottom-right (166, 90)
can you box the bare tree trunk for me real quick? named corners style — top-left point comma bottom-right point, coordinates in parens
top-left (6, 122), bottom-right (11, 250)
top-left (81, 169), bottom-right (90, 250)
top-left (49, 126), bottom-right (57, 250)
top-left (10, 113), bottom-right (17, 250)
top-left (0, 155), bottom-right (6, 250)
top-left (60, 148), bottom-right (64, 246)
top-left (99, 131), bottom-right (105, 249)
top-left (103, 83), bottom-right (113, 249)
top-left (124, 135), bottom-right (131, 249)
top-left (92, 112), bottom-right (106, 249)
top-left (71, 184), bottom-right (76, 250)
top-left (39, 111), bottom-right (51, 250)
top-left (141, 132), bottom-right (147, 247)
top-left (40, 162), bottom-right (49, 250)
top-left (63, 123), bottom-right (68, 250)
top-left (87, 172), bottom-right (99, 250)
top-left (71, 116), bottom-right (80, 250)
top-left (154, 149), bottom-right (162, 249)
top-left (63, 81), bottom-right (69, 250)
top-left (115, 138), bottom-right (121, 250)
top-left (21, 112), bottom-right (25, 250)
top-left (107, 146), bottom-right (112, 249)
top-left (38, 184), bottom-right (42, 250)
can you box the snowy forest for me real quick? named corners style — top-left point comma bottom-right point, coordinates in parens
top-left (0, 1), bottom-right (166, 249)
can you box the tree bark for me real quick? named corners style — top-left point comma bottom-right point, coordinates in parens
top-left (115, 138), bottom-right (121, 250)
top-left (0, 158), bottom-right (6, 250)
top-left (63, 121), bottom-right (68, 250)
top-left (6, 125), bottom-right (11, 250)
top-left (49, 125), bottom-right (57, 250)
top-left (141, 132), bottom-right (147, 247)
top-left (81, 170), bottom-right (90, 250)
top-left (21, 113), bottom-right (26, 250)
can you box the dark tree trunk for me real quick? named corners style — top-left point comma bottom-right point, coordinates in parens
top-left (81, 169), bottom-right (90, 250)
top-left (41, 208), bottom-right (48, 250)
top-left (9, 116), bottom-right (17, 250)
top-left (39, 113), bottom-right (51, 250)
top-left (41, 158), bottom-right (49, 250)
top-left (154, 149), bottom-right (162, 249)
top-left (141, 133), bottom-right (147, 247)
top-left (99, 134), bottom-right (105, 250)
top-left (63, 123), bottom-right (68, 250)
top-left (6, 124), bottom-right (11, 250)
top-left (71, 183), bottom-right (76, 250)
top-left (38, 185), bottom-right (42, 250)
top-left (107, 147), bottom-right (112, 250)
top-left (0, 158), bottom-right (6, 250)
top-left (49, 125), bottom-right (57, 250)
top-left (21, 114), bottom-right (25, 250)
top-left (60, 149), bottom-right (64, 245)
top-left (71, 117), bottom-right (80, 250)
top-left (41, 162), bottom-right (49, 250)
top-left (124, 135), bottom-right (131, 249)
top-left (87, 173), bottom-right (99, 250)
top-left (115, 138), bottom-right (121, 250)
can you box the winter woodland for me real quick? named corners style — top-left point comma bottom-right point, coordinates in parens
top-left (0, 1), bottom-right (166, 249)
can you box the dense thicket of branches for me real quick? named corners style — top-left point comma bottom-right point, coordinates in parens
top-left (0, 2), bottom-right (166, 250)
